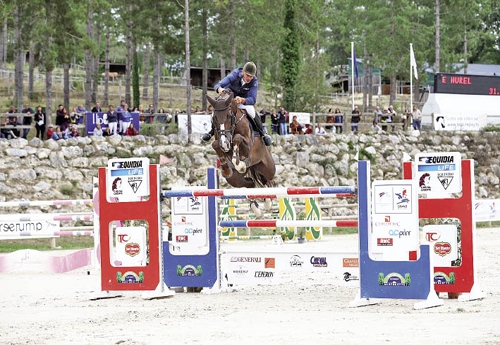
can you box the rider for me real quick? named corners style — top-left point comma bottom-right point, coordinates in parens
top-left (202, 61), bottom-right (272, 146)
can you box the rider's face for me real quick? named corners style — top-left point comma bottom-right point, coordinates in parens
top-left (242, 71), bottom-right (254, 83)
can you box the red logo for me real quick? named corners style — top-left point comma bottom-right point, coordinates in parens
top-left (265, 257), bottom-right (275, 268)
top-left (117, 234), bottom-right (129, 243)
top-left (181, 216), bottom-right (186, 222)
top-left (434, 242), bottom-right (451, 256)
top-left (342, 258), bottom-right (359, 267)
top-left (377, 238), bottom-right (393, 246)
top-left (426, 232), bottom-right (441, 241)
top-left (125, 243), bottom-right (140, 257)
top-left (176, 235), bottom-right (188, 243)
top-left (385, 216), bottom-right (391, 222)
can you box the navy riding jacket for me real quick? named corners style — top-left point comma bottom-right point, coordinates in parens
top-left (214, 68), bottom-right (258, 106)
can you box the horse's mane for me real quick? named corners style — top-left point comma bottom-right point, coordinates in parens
top-left (231, 98), bottom-right (239, 115)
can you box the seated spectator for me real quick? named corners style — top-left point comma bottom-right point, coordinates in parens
top-left (51, 126), bottom-right (68, 140)
top-left (125, 123), bottom-right (138, 136)
top-left (8, 116), bottom-right (21, 138)
top-left (68, 126), bottom-right (79, 138)
top-left (304, 124), bottom-right (314, 135)
top-left (46, 124), bottom-right (55, 139)
top-left (290, 116), bottom-right (303, 134)
top-left (371, 120), bottom-right (382, 133)
top-left (93, 123), bottom-right (103, 136)
top-left (102, 127), bottom-right (111, 137)
top-left (21, 103), bottom-right (34, 139)
top-left (315, 123), bottom-right (326, 135)
top-left (64, 123), bottom-right (74, 136)
top-left (1, 117), bottom-right (19, 139)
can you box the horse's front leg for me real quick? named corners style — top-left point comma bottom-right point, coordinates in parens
top-left (231, 134), bottom-right (246, 174)
top-left (212, 140), bottom-right (233, 178)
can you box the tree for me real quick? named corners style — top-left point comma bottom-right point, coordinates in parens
top-left (280, 0), bottom-right (301, 111)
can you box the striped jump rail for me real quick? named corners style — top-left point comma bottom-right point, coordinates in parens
top-left (1, 230), bottom-right (94, 238)
top-left (0, 214), bottom-right (93, 222)
top-left (0, 199), bottom-right (93, 207)
top-left (163, 186), bottom-right (357, 199)
top-left (219, 220), bottom-right (358, 228)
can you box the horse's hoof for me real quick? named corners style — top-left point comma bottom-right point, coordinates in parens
top-left (233, 160), bottom-right (246, 174)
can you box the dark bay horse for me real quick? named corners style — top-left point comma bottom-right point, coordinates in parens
top-left (206, 91), bottom-right (275, 189)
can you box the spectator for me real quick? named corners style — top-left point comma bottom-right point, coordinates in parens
top-left (334, 108), bottom-right (344, 134)
top-left (195, 106), bottom-right (203, 114)
top-left (125, 123), bottom-right (138, 136)
top-left (21, 103), bottom-right (34, 139)
top-left (34, 106), bottom-right (46, 140)
top-left (115, 100), bottom-right (126, 133)
top-left (61, 108), bottom-right (71, 132)
top-left (259, 108), bottom-right (270, 134)
top-left (290, 115), bottom-right (303, 134)
top-left (156, 108), bottom-right (167, 124)
top-left (120, 104), bottom-right (132, 134)
top-left (315, 123), bottom-right (326, 135)
top-left (76, 104), bottom-right (87, 114)
top-left (270, 108), bottom-right (279, 134)
top-left (104, 105), bottom-right (118, 135)
top-left (68, 126), bottom-right (79, 138)
top-left (93, 123), bottom-right (103, 137)
top-left (51, 126), bottom-right (68, 140)
top-left (412, 104), bottom-right (422, 130)
top-left (303, 124), bottom-right (314, 134)
top-left (7, 105), bottom-right (17, 121)
top-left (278, 106), bottom-right (288, 135)
top-left (8, 116), bottom-right (21, 138)
top-left (147, 104), bottom-right (155, 123)
top-left (379, 108), bottom-right (389, 131)
top-left (207, 105), bottom-right (213, 113)
top-left (64, 123), bottom-right (74, 137)
top-left (373, 106), bottom-right (383, 123)
top-left (102, 127), bottom-right (111, 137)
top-left (371, 120), bottom-right (382, 133)
top-left (402, 108), bottom-right (411, 130)
top-left (325, 108), bottom-right (334, 133)
top-left (55, 105), bottom-right (65, 126)
top-left (351, 105), bottom-right (361, 132)
top-left (46, 124), bottom-right (55, 139)
top-left (387, 105), bottom-right (397, 131)
top-left (91, 102), bottom-right (102, 113)
top-left (1, 117), bottom-right (19, 139)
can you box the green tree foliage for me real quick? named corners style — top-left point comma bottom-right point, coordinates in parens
top-left (280, 0), bottom-right (301, 111)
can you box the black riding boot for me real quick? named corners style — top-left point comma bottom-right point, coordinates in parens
top-left (252, 116), bottom-right (272, 146)
top-left (202, 125), bottom-right (214, 142)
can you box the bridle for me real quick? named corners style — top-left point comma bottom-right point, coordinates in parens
top-left (212, 96), bottom-right (247, 153)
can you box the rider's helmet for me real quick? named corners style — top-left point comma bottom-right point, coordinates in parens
top-left (243, 61), bottom-right (256, 77)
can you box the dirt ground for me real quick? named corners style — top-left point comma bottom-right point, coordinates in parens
top-left (0, 228), bottom-right (499, 345)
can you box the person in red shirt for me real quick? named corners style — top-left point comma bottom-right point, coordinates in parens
top-left (46, 124), bottom-right (55, 139)
top-left (125, 123), bottom-right (138, 136)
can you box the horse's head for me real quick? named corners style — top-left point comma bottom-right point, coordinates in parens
top-left (207, 92), bottom-right (234, 152)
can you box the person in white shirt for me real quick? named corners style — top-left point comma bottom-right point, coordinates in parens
top-left (315, 123), bottom-right (326, 135)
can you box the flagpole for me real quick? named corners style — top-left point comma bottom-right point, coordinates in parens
top-left (410, 43), bottom-right (413, 111)
top-left (351, 41), bottom-right (355, 110)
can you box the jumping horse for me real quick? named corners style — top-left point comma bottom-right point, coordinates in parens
top-left (206, 90), bottom-right (275, 200)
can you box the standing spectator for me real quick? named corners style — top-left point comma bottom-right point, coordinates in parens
top-left (373, 106), bottom-right (383, 123)
top-left (115, 100), bottom-right (126, 134)
top-left (351, 105), bottom-right (361, 132)
top-left (259, 107), bottom-right (270, 134)
top-left (21, 103), bottom-right (34, 139)
top-left (402, 108), bottom-right (412, 130)
top-left (105, 105), bottom-right (118, 135)
top-left (76, 104), bottom-right (87, 114)
top-left (278, 106), bottom-right (288, 135)
top-left (91, 102), bottom-right (102, 113)
top-left (334, 108), bottom-right (344, 133)
top-left (315, 123), bottom-right (326, 135)
top-left (46, 124), bottom-right (55, 139)
top-left (379, 108), bottom-right (389, 131)
top-left (55, 104), bottom-right (65, 126)
top-left (61, 107), bottom-right (71, 132)
top-left (412, 104), bottom-right (422, 130)
top-left (270, 108), bottom-right (279, 134)
top-left (387, 105), bottom-right (397, 132)
top-left (325, 108), bottom-right (334, 133)
top-left (34, 106), bottom-right (46, 140)
top-left (147, 104), bottom-right (155, 123)
top-left (93, 123), bottom-right (103, 136)
top-left (7, 105), bottom-right (17, 121)
top-left (120, 104), bottom-right (132, 134)
top-left (125, 123), bottom-right (138, 136)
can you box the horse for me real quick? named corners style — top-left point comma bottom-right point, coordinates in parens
top-left (206, 91), bottom-right (276, 193)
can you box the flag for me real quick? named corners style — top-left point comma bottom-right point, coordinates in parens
top-left (159, 154), bottom-right (173, 165)
top-left (353, 49), bottom-right (359, 79)
top-left (410, 44), bottom-right (418, 80)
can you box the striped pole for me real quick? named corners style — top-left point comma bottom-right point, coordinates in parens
top-left (1, 230), bottom-right (94, 237)
top-left (0, 199), bottom-right (93, 207)
top-left (219, 220), bottom-right (358, 228)
top-left (163, 186), bottom-right (356, 199)
top-left (220, 235), bottom-right (274, 240)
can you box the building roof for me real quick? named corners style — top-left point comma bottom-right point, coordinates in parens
top-left (456, 63), bottom-right (500, 76)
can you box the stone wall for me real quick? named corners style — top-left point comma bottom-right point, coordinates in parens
top-left (1, 130), bottom-right (499, 206)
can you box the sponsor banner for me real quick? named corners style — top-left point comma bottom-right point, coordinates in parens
top-left (433, 113), bottom-right (487, 132)
top-left (170, 186), bottom-right (210, 256)
top-left (0, 220), bottom-right (59, 236)
top-left (288, 112), bottom-right (311, 125)
top-left (107, 158), bottom-right (150, 201)
top-left (415, 152), bottom-right (462, 196)
top-left (475, 199), bottom-right (500, 222)
top-left (177, 114), bottom-right (212, 134)
top-left (85, 112), bottom-right (140, 136)
top-left (371, 180), bottom-right (419, 261)
top-left (421, 224), bottom-right (458, 267)
top-left (114, 226), bottom-right (147, 267)
top-left (223, 251), bottom-right (360, 286)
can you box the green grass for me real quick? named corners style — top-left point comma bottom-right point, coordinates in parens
top-left (0, 236), bottom-right (94, 253)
